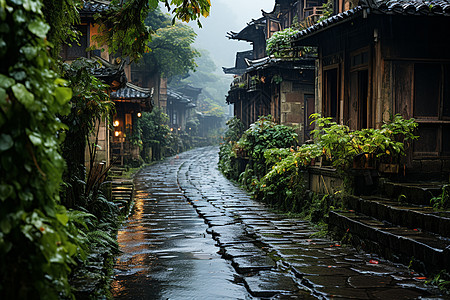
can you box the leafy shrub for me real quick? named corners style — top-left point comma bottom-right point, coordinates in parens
top-left (218, 117), bottom-right (245, 180)
top-left (430, 185), bottom-right (450, 210)
top-left (311, 113), bottom-right (419, 169)
top-left (266, 28), bottom-right (299, 57)
top-left (139, 108), bottom-right (171, 161)
top-left (0, 2), bottom-right (84, 297)
top-left (236, 116), bottom-right (298, 179)
top-left (255, 145), bottom-right (322, 209)
top-left (61, 58), bottom-right (113, 209)
top-left (266, 27), bottom-right (317, 58)
top-left (240, 114), bottom-right (418, 216)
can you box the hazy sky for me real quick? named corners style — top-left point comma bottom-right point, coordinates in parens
top-left (187, 0), bottom-right (275, 71)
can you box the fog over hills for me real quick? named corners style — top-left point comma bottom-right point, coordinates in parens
top-left (162, 0), bottom-right (274, 115)
top-left (187, 0), bottom-right (274, 72)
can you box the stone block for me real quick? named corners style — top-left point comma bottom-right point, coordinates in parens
top-left (442, 159), bottom-right (450, 172)
top-left (285, 92), bottom-right (301, 103)
top-left (422, 160), bottom-right (442, 173)
top-left (291, 103), bottom-right (303, 115)
top-left (410, 159), bottom-right (422, 172)
top-left (281, 81), bottom-right (292, 93)
top-left (243, 271), bottom-right (298, 298)
top-left (281, 103), bottom-right (291, 113)
top-left (286, 113), bottom-right (301, 124)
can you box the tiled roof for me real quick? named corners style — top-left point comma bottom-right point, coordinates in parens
top-left (226, 17), bottom-right (266, 41)
top-left (91, 57), bottom-right (124, 77)
top-left (222, 67), bottom-right (248, 75)
top-left (80, 0), bottom-right (110, 14)
top-left (88, 56), bottom-right (127, 87)
top-left (371, 0), bottom-right (450, 15)
top-left (223, 50), bottom-right (254, 75)
top-left (167, 90), bottom-right (195, 106)
top-left (245, 56), bottom-right (272, 68)
top-left (293, 0), bottom-right (450, 40)
top-left (245, 56), bottom-right (316, 71)
top-left (293, 7), bottom-right (364, 40)
top-left (111, 83), bottom-right (152, 99)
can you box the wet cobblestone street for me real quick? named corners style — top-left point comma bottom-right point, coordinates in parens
top-left (112, 147), bottom-right (444, 299)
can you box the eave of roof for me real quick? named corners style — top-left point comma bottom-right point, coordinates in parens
top-left (111, 82), bottom-right (152, 100)
top-left (222, 67), bottom-right (248, 75)
top-left (245, 56), bottom-right (316, 71)
top-left (80, 0), bottom-right (110, 16)
top-left (223, 50), bottom-right (255, 75)
top-left (293, 7), bottom-right (364, 44)
top-left (87, 56), bottom-right (127, 88)
top-left (176, 85), bottom-right (202, 95)
top-left (293, 0), bottom-right (450, 44)
top-left (226, 18), bottom-right (266, 42)
top-left (167, 90), bottom-right (195, 106)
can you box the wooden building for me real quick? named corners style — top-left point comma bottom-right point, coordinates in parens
top-left (225, 0), bottom-right (326, 142)
top-left (110, 83), bottom-right (153, 165)
top-left (226, 57), bottom-right (316, 142)
top-left (292, 0), bottom-right (450, 176)
top-left (166, 88), bottom-right (197, 132)
top-left (68, 0), bottom-right (154, 166)
top-left (223, 50), bottom-right (254, 76)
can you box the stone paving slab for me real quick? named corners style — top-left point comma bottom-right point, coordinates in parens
top-left (177, 147), bottom-right (445, 299)
top-left (232, 255), bottom-right (277, 273)
top-left (221, 246), bottom-right (267, 259)
top-left (243, 271), bottom-right (299, 298)
top-left (115, 147), bottom-right (446, 299)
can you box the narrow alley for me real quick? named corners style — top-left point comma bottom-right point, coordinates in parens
top-left (112, 147), bottom-right (442, 299)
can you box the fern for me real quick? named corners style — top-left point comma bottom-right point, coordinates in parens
top-left (67, 209), bottom-right (96, 230)
top-left (87, 230), bottom-right (119, 251)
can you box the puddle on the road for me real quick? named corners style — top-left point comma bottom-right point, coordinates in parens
top-left (157, 255), bottom-right (178, 259)
top-left (112, 156), bottom-right (250, 299)
top-left (191, 252), bottom-right (214, 260)
top-left (112, 148), bottom-right (444, 299)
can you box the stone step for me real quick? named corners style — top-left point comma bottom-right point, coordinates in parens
top-left (111, 180), bottom-right (133, 186)
top-left (110, 166), bottom-right (127, 171)
top-left (109, 170), bottom-right (125, 176)
top-left (112, 185), bottom-right (133, 189)
top-left (329, 211), bottom-right (450, 274)
top-left (112, 195), bottom-right (132, 201)
top-left (112, 190), bottom-right (133, 195)
top-left (381, 181), bottom-right (444, 206)
top-left (346, 195), bottom-right (450, 238)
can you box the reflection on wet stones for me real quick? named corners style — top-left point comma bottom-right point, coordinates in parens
top-left (113, 147), bottom-right (444, 299)
top-left (243, 270), bottom-right (299, 298)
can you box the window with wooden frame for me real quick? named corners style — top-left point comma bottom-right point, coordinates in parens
top-left (323, 67), bottom-right (339, 120)
top-left (413, 63), bottom-right (450, 156)
top-left (304, 94), bottom-right (315, 140)
top-left (349, 49), bottom-right (370, 129)
top-left (172, 111), bottom-right (178, 126)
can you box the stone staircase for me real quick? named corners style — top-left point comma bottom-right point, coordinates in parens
top-left (109, 166), bottom-right (134, 214)
top-left (329, 181), bottom-right (450, 274)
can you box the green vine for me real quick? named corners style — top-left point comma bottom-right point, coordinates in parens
top-left (266, 27), bottom-right (317, 58)
top-left (0, 1), bottom-right (85, 298)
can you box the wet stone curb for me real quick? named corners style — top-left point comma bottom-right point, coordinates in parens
top-left (176, 147), bottom-right (444, 299)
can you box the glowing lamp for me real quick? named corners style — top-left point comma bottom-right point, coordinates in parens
top-left (137, 112), bottom-right (142, 118)
top-left (114, 131), bottom-right (120, 137)
top-left (113, 120), bottom-right (119, 127)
